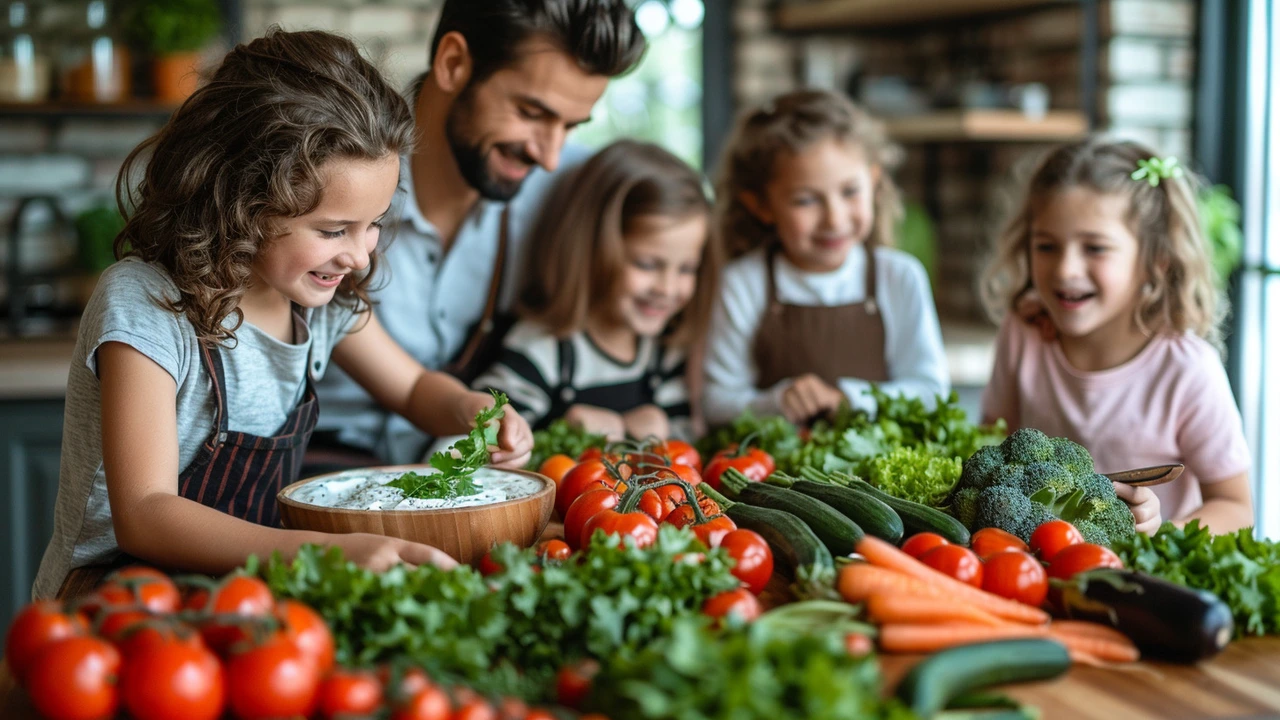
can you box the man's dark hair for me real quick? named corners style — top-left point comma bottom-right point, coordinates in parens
top-left (429, 0), bottom-right (646, 85)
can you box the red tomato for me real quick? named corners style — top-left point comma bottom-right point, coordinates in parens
top-left (188, 575), bottom-right (275, 654)
top-left (392, 685), bottom-right (451, 720)
top-left (276, 599), bottom-right (335, 675)
top-left (537, 454), bottom-right (577, 486)
top-left (452, 697), bottom-right (497, 720)
top-left (497, 696), bottom-right (528, 720)
top-left (524, 709), bottom-right (558, 720)
top-left (564, 488), bottom-right (621, 550)
top-left (224, 634), bottom-right (321, 720)
top-left (1030, 519), bottom-right (1085, 562)
top-left (631, 461), bottom-right (702, 489)
top-left (719, 529), bottom-right (774, 594)
top-left (26, 635), bottom-right (120, 720)
top-left (844, 632), bottom-right (873, 656)
top-left (664, 493), bottom-right (723, 529)
top-left (555, 659), bottom-right (598, 709)
top-left (692, 515), bottom-right (737, 549)
top-left (121, 634), bottom-right (225, 720)
top-left (87, 566), bottom-right (181, 616)
top-left (702, 588), bottom-right (762, 623)
top-left (556, 460), bottom-right (626, 517)
top-left (900, 532), bottom-right (950, 559)
top-left (315, 668), bottom-right (383, 719)
top-left (582, 508), bottom-right (660, 549)
top-left (982, 550), bottom-right (1049, 607)
top-left (4, 600), bottom-right (88, 682)
top-left (535, 539), bottom-right (572, 561)
top-left (1047, 543), bottom-right (1124, 581)
top-left (970, 528), bottom-right (1030, 560)
top-left (378, 666), bottom-right (431, 703)
top-left (648, 439), bottom-right (703, 473)
top-left (97, 607), bottom-right (153, 643)
top-left (703, 445), bottom-right (773, 489)
top-left (478, 550), bottom-right (504, 576)
top-left (920, 545), bottom-right (984, 588)
top-left (116, 623), bottom-right (205, 661)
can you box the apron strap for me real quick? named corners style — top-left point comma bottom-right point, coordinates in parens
top-left (764, 246), bottom-right (780, 309)
top-left (643, 337), bottom-right (666, 400)
top-left (446, 205), bottom-right (510, 376)
top-left (198, 341), bottom-right (230, 441)
top-left (864, 244), bottom-right (879, 315)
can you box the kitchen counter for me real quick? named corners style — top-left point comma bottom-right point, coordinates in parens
top-left (0, 336), bottom-right (75, 400)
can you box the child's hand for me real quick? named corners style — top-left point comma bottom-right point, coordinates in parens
top-left (1015, 290), bottom-right (1057, 342)
top-left (565, 404), bottom-right (627, 442)
top-left (1113, 481), bottom-right (1162, 535)
top-left (335, 533), bottom-right (458, 572)
top-left (488, 405), bottom-right (533, 469)
top-left (622, 404), bottom-right (671, 441)
top-left (781, 374), bottom-right (844, 425)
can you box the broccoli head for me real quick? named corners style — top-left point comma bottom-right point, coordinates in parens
top-left (1019, 461), bottom-right (1076, 499)
top-left (1001, 428), bottom-right (1055, 465)
top-left (1051, 437), bottom-right (1095, 478)
top-left (1073, 519), bottom-right (1109, 546)
top-left (958, 445), bottom-right (1004, 490)
top-left (1076, 472), bottom-right (1119, 501)
top-left (972, 485), bottom-right (1044, 541)
top-left (1078, 495), bottom-right (1137, 546)
top-left (949, 486), bottom-right (980, 528)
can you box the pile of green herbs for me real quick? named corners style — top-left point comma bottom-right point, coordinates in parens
top-left (525, 419), bottom-right (607, 471)
top-left (254, 526), bottom-right (740, 701)
top-left (701, 387), bottom-right (1003, 505)
top-left (1112, 520), bottom-right (1280, 638)
top-left (387, 390), bottom-right (508, 500)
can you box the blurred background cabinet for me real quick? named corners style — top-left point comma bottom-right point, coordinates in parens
top-left (0, 399), bottom-right (63, 627)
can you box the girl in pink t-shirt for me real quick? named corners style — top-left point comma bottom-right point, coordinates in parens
top-left (980, 138), bottom-right (1252, 534)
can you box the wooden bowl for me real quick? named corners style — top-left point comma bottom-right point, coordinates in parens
top-left (276, 466), bottom-right (555, 567)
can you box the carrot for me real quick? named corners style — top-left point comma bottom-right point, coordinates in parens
top-left (1048, 626), bottom-right (1140, 663)
top-left (864, 593), bottom-right (1008, 627)
top-left (878, 622), bottom-right (1053, 654)
top-left (853, 537), bottom-right (1050, 625)
top-left (1048, 619), bottom-right (1133, 646)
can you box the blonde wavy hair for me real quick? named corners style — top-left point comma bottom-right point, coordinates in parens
top-left (519, 139), bottom-right (722, 347)
top-left (715, 89), bottom-right (904, 258)
top-left (115, 28), bottom-right (415, 345)
top-left (981, 137), bottom-right (1225, 349)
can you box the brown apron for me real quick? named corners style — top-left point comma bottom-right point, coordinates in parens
top-left (752, 246), bottom-right (890, 390)
top-left (58, 339), bottom-right (319, 601)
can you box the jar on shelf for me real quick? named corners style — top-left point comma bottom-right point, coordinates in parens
top-left (0, 1), bottom-right (51, 103)
top-left (58, 0), bottom-right (129, 103)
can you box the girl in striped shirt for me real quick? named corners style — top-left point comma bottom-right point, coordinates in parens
top-left (471, 140), bottom-right (725, 441)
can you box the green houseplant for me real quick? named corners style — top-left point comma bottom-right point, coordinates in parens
top-left (124, 0), bottom-right (222, 103)
top-left (1198, 184), bottom-right (1244, 288)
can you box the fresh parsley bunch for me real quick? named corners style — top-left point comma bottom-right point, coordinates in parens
top-left (526, 419), bottom-right (607, 471)
top-left (387, 390), bottom-right (508, 500)
top-left (1112, 520), bottom-right (1280, 637)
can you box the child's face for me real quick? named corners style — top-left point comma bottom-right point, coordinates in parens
top-left (747, 137), bottom-right (879, 273)
top-left (1030, 187), bottom-right (1146, 341)
top-left (252, 154), bottom-right (400, 309)
top-left (605, 213), bottom-right (707, 338)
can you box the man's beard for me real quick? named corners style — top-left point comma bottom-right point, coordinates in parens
top-left (445, 88), bottom-right (536, 202)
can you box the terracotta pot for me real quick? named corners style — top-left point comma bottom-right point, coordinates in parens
top-left (152, 52), bottom-right (201, 103)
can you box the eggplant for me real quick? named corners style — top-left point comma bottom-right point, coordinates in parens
top-left (1055, 568), bottom-right (1233, 663)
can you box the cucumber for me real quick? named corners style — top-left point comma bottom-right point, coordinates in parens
top-left (788, 480), bottom-right (904, 544)
top-left (720, 502), bottom-right (835, 582)
top-left (723, 471), bottom-right (864, 556)
top-left (699, 481), bottom-right (835, 583)
top-left (1056, 569), bottom-right (1233, 663)
top-left (838, 473), bottom-right (970, 545)
top-left (895, 639), bottom-right (1070, 718)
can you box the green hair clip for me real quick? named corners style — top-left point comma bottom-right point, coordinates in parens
top-left (1131, 156), bottom-right (1184, 187)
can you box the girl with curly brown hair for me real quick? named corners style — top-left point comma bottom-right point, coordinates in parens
top-left (35, 29), bottom-right (533, 600)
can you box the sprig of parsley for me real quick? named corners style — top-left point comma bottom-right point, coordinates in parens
top-left (387, 390), bottom-right (508, 501)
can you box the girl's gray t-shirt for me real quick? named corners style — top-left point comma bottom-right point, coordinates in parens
top-left (33, 258), bottom-right (359, 599)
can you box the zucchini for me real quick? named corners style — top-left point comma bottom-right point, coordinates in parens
top-left (830, 471), bottom-right (970, 545)
top-left (699, 483), bottom-right (835, 583)
top-left (722, 470), bottom-right (864, 556)
top-left (895, 639), bottom-right (1070, 718)
top-left (1056, 568), bottom-right (1233, 663)
top-left (788, 479), bottom-right (903, 544)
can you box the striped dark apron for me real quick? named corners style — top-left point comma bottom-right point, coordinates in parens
top-left (57, 340), bottom-right (319, 600)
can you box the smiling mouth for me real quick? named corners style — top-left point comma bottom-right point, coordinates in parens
top-left (1055, 290), bottom-right (1096, 304)
top-left (310, 272), bottom-right (344, 284)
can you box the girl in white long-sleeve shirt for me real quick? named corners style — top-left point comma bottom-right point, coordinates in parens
top-left (703, 89), bottom-right (949, 426)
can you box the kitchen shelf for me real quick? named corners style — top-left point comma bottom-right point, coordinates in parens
top-left (776, 0), bottom-right (1072, 31)
top-left (884, 110), bottom-right (1088, 142)
top-left (0, 101), bottom-right (179, 121)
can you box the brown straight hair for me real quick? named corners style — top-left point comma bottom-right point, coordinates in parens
top-left (519, 140), bottom-right (722, 347)
top-left (115, 28), bottom-right (415, 345)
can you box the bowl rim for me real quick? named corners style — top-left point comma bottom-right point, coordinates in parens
top-left (276, 465), bottom-right (554, 518)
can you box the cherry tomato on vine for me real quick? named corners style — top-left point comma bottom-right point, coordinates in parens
top-left (920, 545), bottom-right (984, 588)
